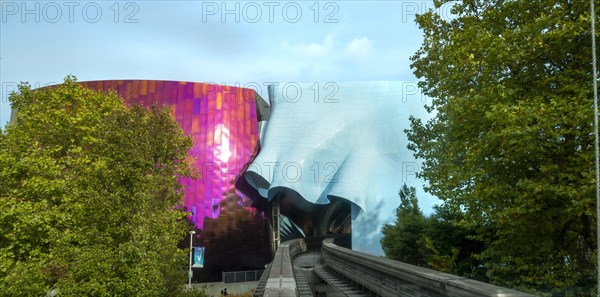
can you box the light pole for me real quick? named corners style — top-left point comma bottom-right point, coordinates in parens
top-left (188, 230), bottom-right (195, 289)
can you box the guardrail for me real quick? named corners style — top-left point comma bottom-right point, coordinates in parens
top-left (222, 270), bottom-right (265, 283)
top-left (321, 238), bottom-right (537, 297)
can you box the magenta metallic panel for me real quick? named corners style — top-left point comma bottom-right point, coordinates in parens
top-left (79, 80), bottom-right (260, 230)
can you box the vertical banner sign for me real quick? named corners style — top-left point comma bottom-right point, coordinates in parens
top-left (193, 247), bottom-right (204, 268)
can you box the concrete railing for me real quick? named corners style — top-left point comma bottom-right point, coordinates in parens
top-left (255, 235), bottom-right (347, 297)
top-left (321, 238), bottom-right (537, 297)
top-left (261, 239), bottom-right (307, 297)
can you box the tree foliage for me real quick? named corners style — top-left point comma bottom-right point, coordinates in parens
top-left (381, 184), bottom-right (427, 266)
top-left (381, 185), bottom-right (485, 279)
top-left (407, 0), bottom-right (598, 293)
top-left (0, 76), bottom-right (199, 296)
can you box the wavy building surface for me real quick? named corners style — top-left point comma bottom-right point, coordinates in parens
top-left (78, 80), bottom-right (271, 281)
top-left (239, 82), bottom-right (429, 255)
top-left (59, 80), bottom-right (427, 278)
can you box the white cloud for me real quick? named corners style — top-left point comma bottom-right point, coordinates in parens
top-left (273, 34), bottom-right (386, 81)
top-left (280, 34), bottom-right (335, 57)
top-left (344, 37), bottom-right (373, 58)
top-left (280, 34), bottom-right (373, 61)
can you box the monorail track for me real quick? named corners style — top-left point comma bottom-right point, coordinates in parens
top-left (254, 236), bottom-right (536, 297)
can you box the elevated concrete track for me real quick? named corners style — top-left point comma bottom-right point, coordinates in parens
top-left (254, 236), bottom-right (536, 297)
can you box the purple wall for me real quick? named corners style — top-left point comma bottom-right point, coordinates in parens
top-left (79, 80), bottom-right (260, 230)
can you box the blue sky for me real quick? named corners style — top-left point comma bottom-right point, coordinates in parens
top-left (1, 0), bottom-right (448, 213)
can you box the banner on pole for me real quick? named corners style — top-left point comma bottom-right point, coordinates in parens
top-left (193, 247), bottom-right (204, 268)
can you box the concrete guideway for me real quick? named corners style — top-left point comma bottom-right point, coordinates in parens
top-left (312, 265), bottom-right (372, 297)
top-left (255, 236), bottom-right (537, 297)
top-left (263, 243), bottom-right (299, 297)
top-left (321, 239), bottom-right (537, 297)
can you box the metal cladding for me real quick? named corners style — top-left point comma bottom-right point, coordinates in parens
top-left (79, 80), bottom-right (260, 229)
top-left (78, 80), bottom-right (272, 281)
top-left (245, 82), bottom-right (403, 213)
top-left (243, 82), bottom-right (417, 254)
top-left (75, 80), bottom-right (424, 258)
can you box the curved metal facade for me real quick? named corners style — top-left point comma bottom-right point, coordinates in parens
top-left (77, 80), bottom-right (423, 270)
top-left (241, 82), bottom-right (418, 254)
top-left (79, 80), bottom-right (271, 281)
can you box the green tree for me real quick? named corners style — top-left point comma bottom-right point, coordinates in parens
top-left (420, 204), bottom-right (487, 280)
top-left (407, 0), bottom-right (597, 293)
top-left (381, 184), bottom-right (427, 266)
top-left (0, 76), bottom-right (199, 296)
top-left (381, 185), bottom-right (486, 279)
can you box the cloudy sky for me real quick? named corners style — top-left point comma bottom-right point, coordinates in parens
top-left (1, 1), bottom-right (451, 214)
